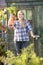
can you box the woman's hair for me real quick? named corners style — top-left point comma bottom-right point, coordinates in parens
top-left (17, 10), bottom-right (26, 28)
top-left (17, 10), bottom-right (24, 15)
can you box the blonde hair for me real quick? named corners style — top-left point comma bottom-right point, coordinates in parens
top-left (17, 10), bottom-right (24, 16)
top-left (17, 10), bottom-right (26, 28)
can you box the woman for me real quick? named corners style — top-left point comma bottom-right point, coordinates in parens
top-left (13, 10), bottom-right (38, 55)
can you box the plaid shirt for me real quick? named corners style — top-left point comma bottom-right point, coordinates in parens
top-left (14, 20), bottom-right (32, 41)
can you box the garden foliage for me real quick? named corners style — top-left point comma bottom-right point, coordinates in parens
top-left (0, 42), bottom-right (43, 65)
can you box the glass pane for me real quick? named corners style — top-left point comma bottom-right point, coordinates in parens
top-left (27, 10), bottom-right (32, 20)
top-left (22, 10), bottom-right (26, 19)
top-left (22, 9), bottom-right (32, 20)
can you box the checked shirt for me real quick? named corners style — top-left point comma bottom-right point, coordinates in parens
top-left (14, 20), bottom-right (32, 42)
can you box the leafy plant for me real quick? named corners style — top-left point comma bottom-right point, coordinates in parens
top-left (5, 43), bottom-right (39, 65)
top-left (0, 5), bottom-right (17, 26)
top-left (0, 43), bottom-right (43, 65)
top-left (0, 38), bottom-right (6, 56)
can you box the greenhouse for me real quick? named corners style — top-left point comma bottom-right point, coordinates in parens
top-left (5, 0), bottom-right (43, 57)
top-left (0, 0), bottom-right (43, 65)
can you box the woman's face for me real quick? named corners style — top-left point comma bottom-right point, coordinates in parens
top-left (17, 11), bottom-right (24, 20)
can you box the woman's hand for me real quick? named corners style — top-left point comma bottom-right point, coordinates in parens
top-left (34, 35), bottom-right (40, 40)
top-left (30, 31), bottom-right (40, 39)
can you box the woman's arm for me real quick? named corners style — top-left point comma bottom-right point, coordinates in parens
top-left (30, 31), bottom-right (39, 39)
top-left (30, 31), bottom-right (35, 38)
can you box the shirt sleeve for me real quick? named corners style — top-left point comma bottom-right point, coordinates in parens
top-left (26, 21), bottom-right (32, 32)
